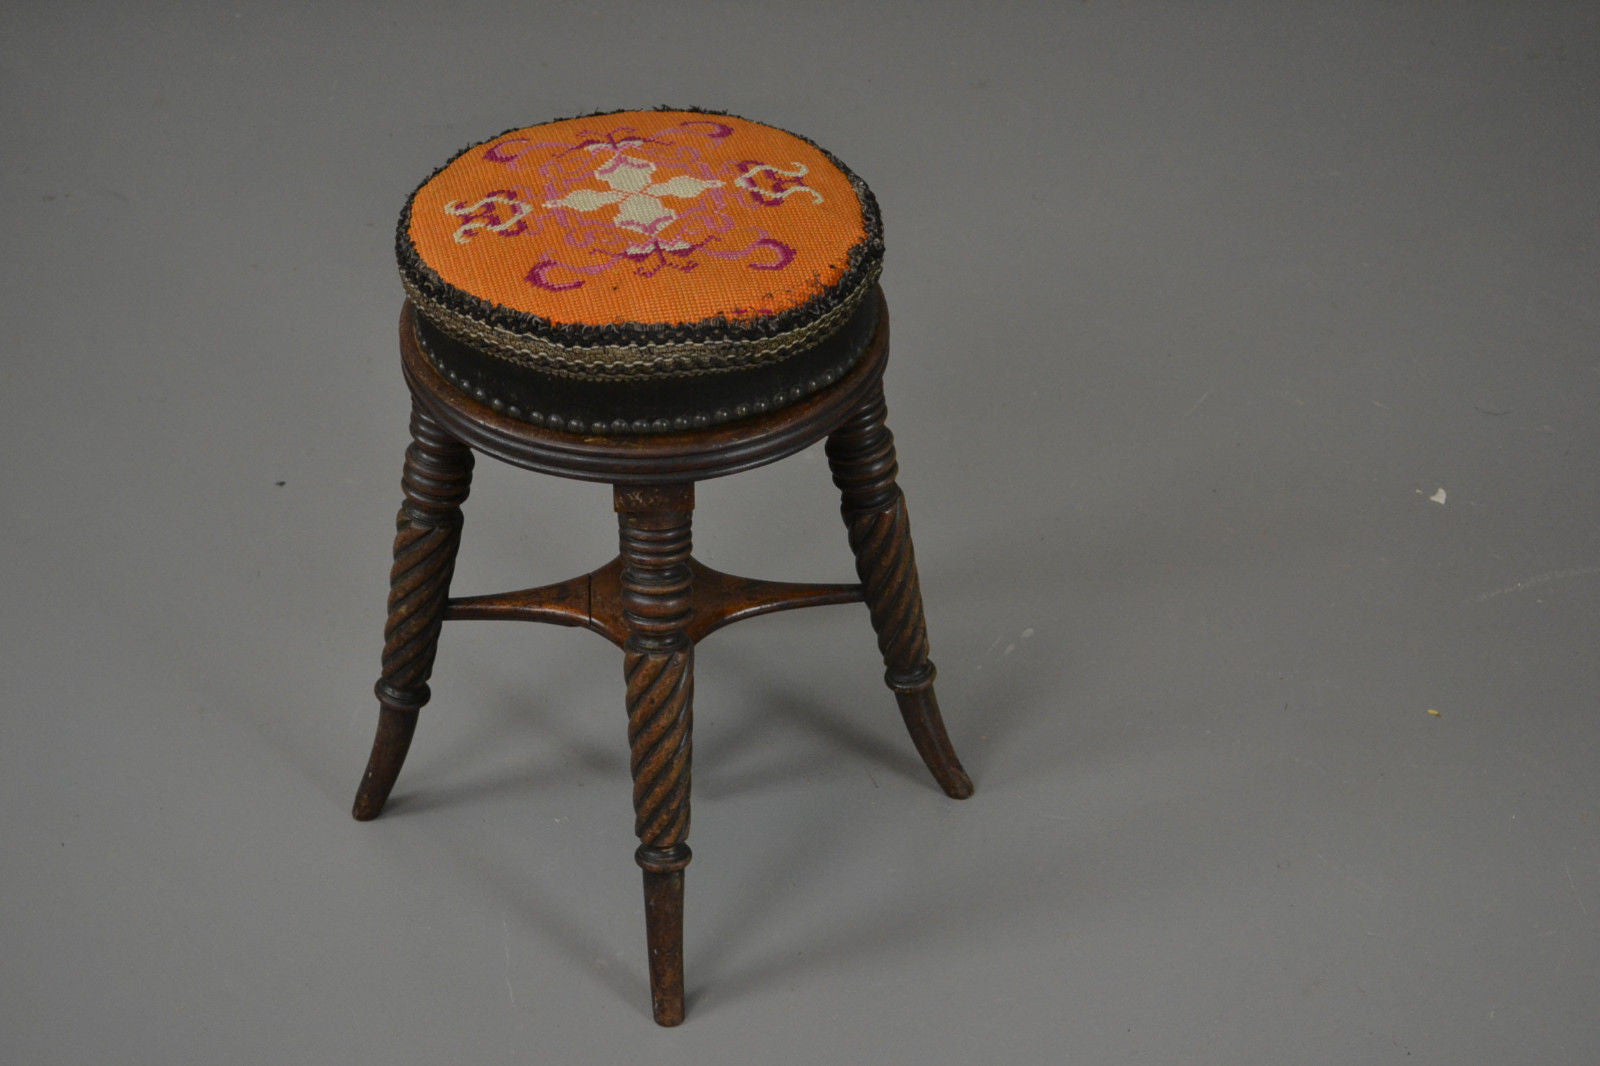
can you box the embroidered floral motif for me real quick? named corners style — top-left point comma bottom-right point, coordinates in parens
top-left (734, 162), bottom-right (823, 207)
top-left (445, 192), bottom-right (535, 243)
top-left (406, 110), bottom-right (871, 327)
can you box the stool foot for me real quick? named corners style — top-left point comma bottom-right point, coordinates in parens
top-left (827, 388), bottom-right (973, 799)
top-left (891, 670), bottom-right (975, 800)
top-left (617, 484), bottom-right (696, 1025)
top-left (639, 848), bottom-right (690, 1026)
top-left (353, 696), bottom-right (421, 820)
top-left (352, 403), bottom-right (473, 820)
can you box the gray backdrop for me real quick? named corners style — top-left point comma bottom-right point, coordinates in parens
top-left (4, 2), bottom-right (1597, 1062)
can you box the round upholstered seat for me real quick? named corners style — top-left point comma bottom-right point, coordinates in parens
top-left (397, 108), bottom-right (885, 434)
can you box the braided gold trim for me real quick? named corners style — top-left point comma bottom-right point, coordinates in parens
top-left (404, 264), bottom-right (880, 382)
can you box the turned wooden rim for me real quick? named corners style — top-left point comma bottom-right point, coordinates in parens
top-left (401, 286), bottom-right (891, 484)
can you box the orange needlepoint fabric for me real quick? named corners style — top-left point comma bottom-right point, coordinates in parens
top-left (398, 111), bottom-right (884, 380)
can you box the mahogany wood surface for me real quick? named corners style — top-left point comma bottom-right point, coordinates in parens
top-left (354, 285), bottom-right (971, 1025)
top-left (444, 557), bottom-right (863, 646)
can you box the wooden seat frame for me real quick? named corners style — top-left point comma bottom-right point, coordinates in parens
top-left (352, 286), bottom-right (971, 1025)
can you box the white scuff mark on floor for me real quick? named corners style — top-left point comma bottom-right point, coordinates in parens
top-left (1473, 565), bottom-right (1600, 602)
top-left (1021, 627), bottom-right (1035, 640)
top-left (1428, 487), bottom-right (1447, 505)
top-left (1186, 389), bottom-right (1212, 415)
top-left (1566, 862), bottom-right (1592, 921)
top-left (1003, 643), bottom-right (1016, 657)
top-left (502, 915), bottom-right (516, 1007)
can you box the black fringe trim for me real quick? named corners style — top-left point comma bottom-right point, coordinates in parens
top-left (416, 287), bottom-right (880, 434)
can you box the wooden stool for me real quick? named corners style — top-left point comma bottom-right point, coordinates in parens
top-left (352, 110), bottom-right (972, 1026)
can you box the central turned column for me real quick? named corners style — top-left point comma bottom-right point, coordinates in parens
top-left (614, 483), bottom-right (696, 1026)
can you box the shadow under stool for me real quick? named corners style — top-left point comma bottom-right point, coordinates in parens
top-left (352, 109), bottom-right (972, 1026)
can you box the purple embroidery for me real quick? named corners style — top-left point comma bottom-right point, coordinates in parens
top-left (706, 236), bottom-right (796, 271)
top-left (525, 254), bottom-right (622, 292)
top-left (545, 122), bottom-right (730, 162)
top-left (485, 139), bottom-right (531, 164)
top-left (746, 238), bottom-right (795, 270)
top-left (525, 258), bottom-right (587, 291)
top-left (484, 139), bottom-right (569, 165)
top-left (621, 239), bottom-right (710, 277)
top-left (663, 119), bottom-right (735, 140)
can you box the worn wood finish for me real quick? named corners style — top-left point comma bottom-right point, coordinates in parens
top-left (354, 284), bottom-right (971, 1024)
top-left (616, 483), bottom-right (696, 1026)
top-left (826, 387), bottom-right (974, 800)
top-left (353, 403), bottom-right (474, 821)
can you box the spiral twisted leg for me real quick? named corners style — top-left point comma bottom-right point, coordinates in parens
top-left (352, 403), bottom-right (474, 820)
top-left (615, 483), bottom-right (696, 1026)
top-left (826, 387), bottom-right (973, 799)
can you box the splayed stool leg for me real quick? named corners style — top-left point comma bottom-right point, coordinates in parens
top-left (827, 387), bottom-right (973, 800)
top-left (353, 404), bottom-right (474, 820)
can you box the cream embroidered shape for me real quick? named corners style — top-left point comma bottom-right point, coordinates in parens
top-left (544, 152), bottom-right (722, 238)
